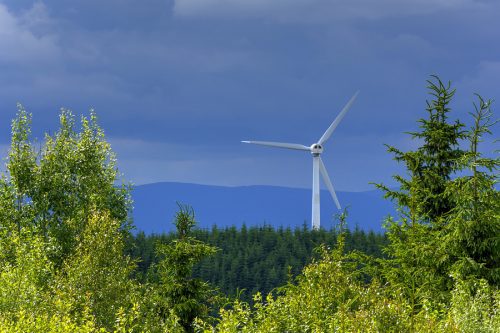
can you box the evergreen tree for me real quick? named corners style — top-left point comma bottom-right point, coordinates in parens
top-left (374, 76), bottom-right (498, 310)
top-left (153, 205), bottom-right (218, 332)
top-left (441, 95), bottom-right (499, 284)
top-left (376, 76), bottom-right (466, 223)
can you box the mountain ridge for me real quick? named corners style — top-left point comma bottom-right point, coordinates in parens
top-left (131, 182), bottom-right (395, 234)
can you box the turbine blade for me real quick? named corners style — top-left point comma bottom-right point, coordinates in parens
top-left (318, 157), bottom-right (341, 210)
top-left (318, 91), bottom-right (359, 145)
top-left (241, 141), bottom-right (310, 151)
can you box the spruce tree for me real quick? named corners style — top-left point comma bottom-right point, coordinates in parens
top-left (154, 205), bottom-right (218, 332)
top-left (442, 95), bottom-right (499, 285)
top-left (374, 76), bottom-right (468, 305)
top-left (376, 76), bottom-right (466, 224)
top-left (375, 76), bottom-right (498, 311)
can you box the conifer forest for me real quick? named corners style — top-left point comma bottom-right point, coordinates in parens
top-left (0, 77), bottom-right (498, 332)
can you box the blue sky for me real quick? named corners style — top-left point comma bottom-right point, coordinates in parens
top-left (0, 0), bottom-right (498, 191)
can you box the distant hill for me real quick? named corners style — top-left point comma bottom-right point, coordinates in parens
top-left (130, 182), bottom-right (395, 234)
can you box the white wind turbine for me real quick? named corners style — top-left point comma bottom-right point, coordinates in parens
top-left (242, 92), bottom-right (358, 230)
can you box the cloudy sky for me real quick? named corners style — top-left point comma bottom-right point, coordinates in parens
top-left (0, 0), bottom-right (498, 191)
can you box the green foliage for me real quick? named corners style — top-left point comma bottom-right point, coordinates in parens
top-left (443, 276), bottom-right (500, 332)
top-left (373, 76), bottom-right (498, 314)
top-left (5, 106), bottom-right (131, 264)
top-left (441, 96), bottom-right (500, 284)
top-left (205, 217), bottom-right (420, 332)
top-left (376, 76), bottom-right (466, 223)
top-left (53, 211), bottom-right (137, 330)
top-left (0, 80), bottom-right (497, 332)
top-left (209, 228), bottom-right (499, 333)
top-left (126, 224), bottom-right (388, 304)
top-left (0, 105), bottom-right (199, 332)
top-left (0, 228), bottom-right (105, 332)
top-left (0, 231), bottom-right (53, 321)
top-left (0, 311), bottom-right (103, 333)
top-left (208, 76), bottom-right (498, 332)
top-left (152, 204), bottom-right (219, 332)
top-left (0, 106), bottom-right (163, 332)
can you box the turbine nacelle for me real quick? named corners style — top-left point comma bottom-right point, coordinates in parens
top-left (310, 143), bottom-right (323, 155)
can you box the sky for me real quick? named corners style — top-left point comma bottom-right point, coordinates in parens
top-left (0, 0), bottom-right (498, 191)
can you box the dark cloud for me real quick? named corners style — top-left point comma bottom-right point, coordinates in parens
top-left (0, 0), bottom-right (498, 190)
top-left (173, 0), bottom-right (491, 21)
top-left (1, 0), bottom-right (175, 30)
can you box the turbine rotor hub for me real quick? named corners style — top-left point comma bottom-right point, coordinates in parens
top-left (310, 143), bottom-right (323, 155)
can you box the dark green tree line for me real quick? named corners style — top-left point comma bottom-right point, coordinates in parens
top-left (126, 224), bottom-right (388, 304)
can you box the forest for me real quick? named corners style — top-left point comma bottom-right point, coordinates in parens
top-left (0, 76), bottom-right (498, 332)
top-left (126, 225), bottom-right (388, 304)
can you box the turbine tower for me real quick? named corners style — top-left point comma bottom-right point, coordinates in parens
top-left (242, 92), bottom-right (358, 230)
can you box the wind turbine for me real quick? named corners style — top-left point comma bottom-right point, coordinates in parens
top-left (242, 92), bottom-right (358, 230)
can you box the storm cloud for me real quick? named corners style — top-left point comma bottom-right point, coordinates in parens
top-left (0, 0), bottom-right (498, 190)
